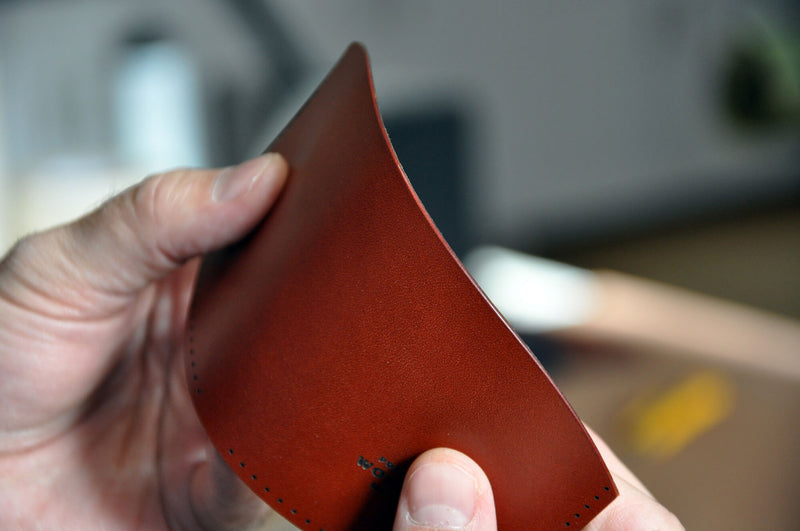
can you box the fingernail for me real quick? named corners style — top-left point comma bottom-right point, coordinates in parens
top-left (406, 461), bottom-right (477, 529)
top-left (212, 153), bottom-right (278, 202)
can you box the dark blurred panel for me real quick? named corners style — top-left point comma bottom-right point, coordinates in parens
top-left (384, 108), bottom-right (470, 257)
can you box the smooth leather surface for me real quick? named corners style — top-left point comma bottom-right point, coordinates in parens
top-left (186, 43), bottom-right (617, 530)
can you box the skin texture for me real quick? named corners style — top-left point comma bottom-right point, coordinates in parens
top-left (0, 154), bottom-right (683, 530)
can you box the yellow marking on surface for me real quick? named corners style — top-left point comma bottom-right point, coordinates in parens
top-left (623, 371), bottom-right (735, 459)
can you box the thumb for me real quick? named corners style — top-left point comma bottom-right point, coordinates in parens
top-left (1, 153), bottom-right (288, 318)
top-left (394, 448), bottom-right (497, 531)
top-left (0, 154), bottom-right (288, 445)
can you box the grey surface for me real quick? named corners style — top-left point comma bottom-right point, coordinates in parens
top-left (1, 0), bottom-right (798, 248)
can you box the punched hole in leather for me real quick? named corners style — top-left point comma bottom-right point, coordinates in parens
top-left (186, 43), bottom-right (617, 530)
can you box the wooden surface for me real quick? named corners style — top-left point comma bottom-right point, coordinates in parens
top-left (554, 342), bottom-right (800, 530)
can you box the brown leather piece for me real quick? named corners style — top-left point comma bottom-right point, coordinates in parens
top-left (186, 43), bottom-right (617, 530)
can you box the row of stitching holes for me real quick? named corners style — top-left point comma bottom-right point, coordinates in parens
top-left (188, 327), bottom-right (201, 394)
top-left (564, 486), bottom-right (611, 527)
top-left (229, 449), bottom-right (320, 530)
top-left (191, 350), bottom-right (200, 394)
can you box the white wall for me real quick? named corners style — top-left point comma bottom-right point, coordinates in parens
top-left (269, 0), bottom-right (800, 245)
top-left (0, 0), bottom-right (798, 252)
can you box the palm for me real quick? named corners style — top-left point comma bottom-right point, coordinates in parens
top-left (0, 248), bottom-right (266, 530)
top-left (0, 158), bottom-right (289, 530)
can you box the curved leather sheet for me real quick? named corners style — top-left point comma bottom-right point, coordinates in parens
top-left (186, 43), bottom-right (617, 530)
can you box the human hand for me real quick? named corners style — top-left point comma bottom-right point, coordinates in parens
top-left (0, 154), bottom-right (291, 529)
top-left (391, 429), bottom-right (683, 531)
top-left (0, 153), bottom-right (682, 530)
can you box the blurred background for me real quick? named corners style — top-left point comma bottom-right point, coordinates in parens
top-left (0, 1), bottom-right (798, 529)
